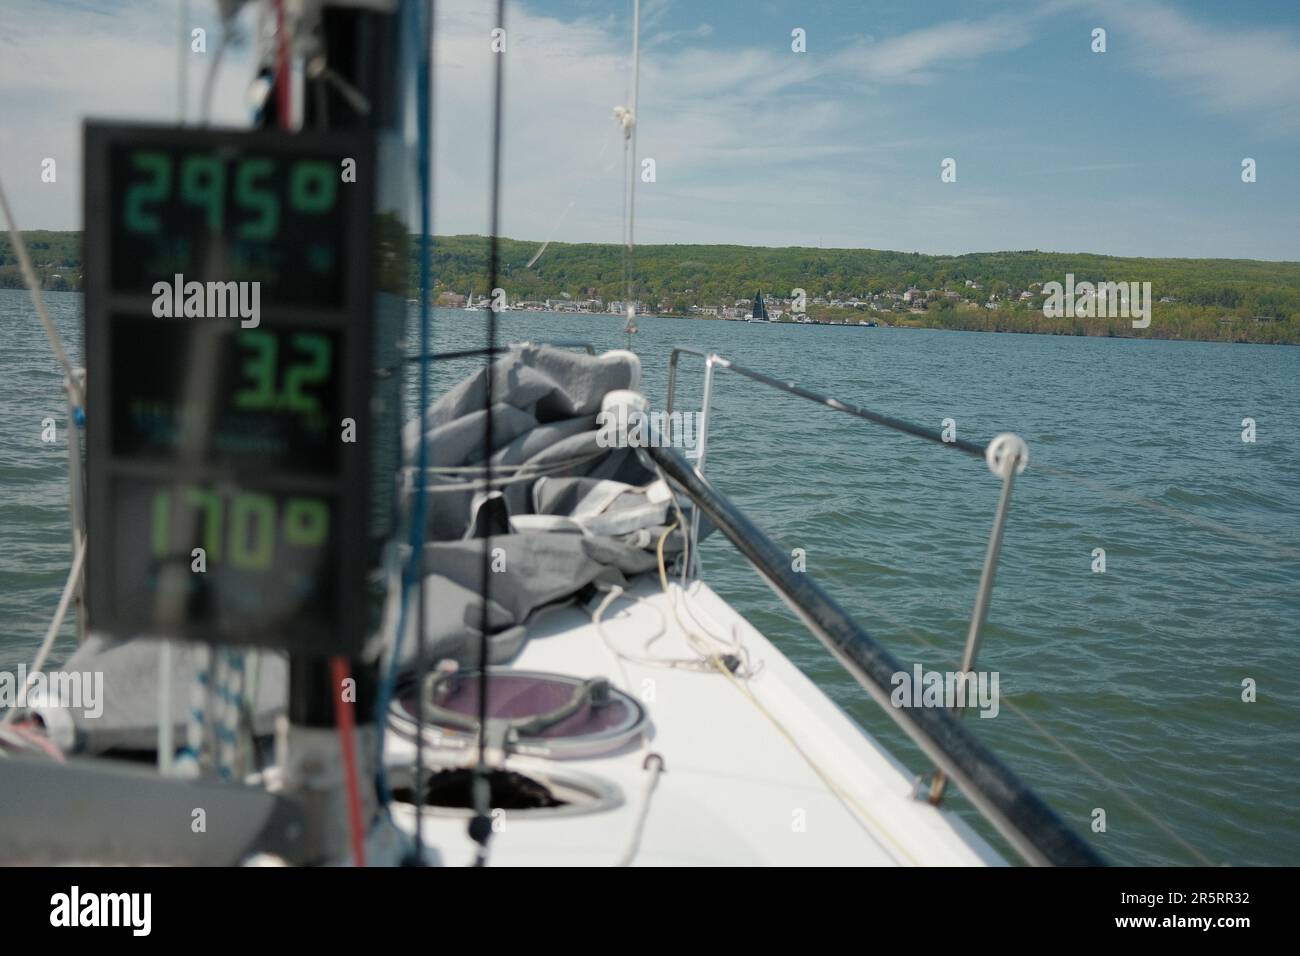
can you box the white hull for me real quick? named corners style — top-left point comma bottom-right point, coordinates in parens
top-left (383, 576), bottom-right (1002, 866)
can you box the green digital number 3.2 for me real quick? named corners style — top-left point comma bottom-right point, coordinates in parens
top-left (235, 330), bottom-right (331, 413)
top-left (233, 330), bottom-right (277, 410)
top-left (284, 333), bottom-right (332, 413)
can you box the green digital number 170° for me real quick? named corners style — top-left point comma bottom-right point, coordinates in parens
top-left (152, 489), bottom-right (329, 571)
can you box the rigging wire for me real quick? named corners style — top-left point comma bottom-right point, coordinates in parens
top-left (669, 367), bottom-right (1230, 863)
top-left (468, 0), bottom-right (507, 867)
top-left (705, 354), bottom-right (1300, 561)
top-left (680, 358), bottom-right (1293, 855)
top-left (178, 0), bottom-right (190, 121)
top-left (620, 0), bottom-right (642, 346)
top-left (0, 174), bottom-right (90, 729)
top-left (8, 0), bottom-right (1254, 871)
top-left (411, 0), bottom-right (435, 866)
top-left (0, 178), bottom-right (84, 409)
top-left (525, 133), bottom-right (616, 269)
top-left (0, 536), bottom-right (86, 727)
top-left (373, 0), bottom-right (437, 833)
top-left (845, 583), bottom-right (1219, 866)
top-left (674, 365), bottom-right (1225, 861)
top-left (1035, 461), bottom-right (1300, 562)
top-left (200, 20), bottom-right (233, 125)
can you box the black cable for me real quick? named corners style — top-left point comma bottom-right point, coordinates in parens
top-left (412, 0), bottom-right (435, 867)
top-left (470, 0), bottom-right (506, 865)
top-left (313, 74), bottom-right (329, 130)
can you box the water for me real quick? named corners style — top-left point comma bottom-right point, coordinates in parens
top-left (3, 290), bottom-right (1298, 865)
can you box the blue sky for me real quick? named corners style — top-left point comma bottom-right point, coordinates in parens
top-left (2, 0), bottom-right (1298, 259)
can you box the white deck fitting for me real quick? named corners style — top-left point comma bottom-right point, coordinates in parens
top-left (385, 576), bottom-right (1005, 866)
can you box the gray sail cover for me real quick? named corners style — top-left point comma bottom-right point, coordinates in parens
top-left (395, 345), bottom-right (684, 669)
top-left (31, 346), bottom-right (686, 753)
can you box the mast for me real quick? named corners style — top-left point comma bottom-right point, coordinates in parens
top-left (621, 0), bottom-right (641, 344)
top-left (280, 0), bottom-right (412, 863)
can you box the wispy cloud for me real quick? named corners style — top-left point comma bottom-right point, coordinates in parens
top-left (645, 22), bottom-right (713, 49)
top-left (838, 18), bottom-right (1033, 85)
top-left (2, 0), bottom-right (1297, 258)
top-left (0, 0), bottom-right (255, 229)
top-left (1093, 0), bottom-right (1300, 133)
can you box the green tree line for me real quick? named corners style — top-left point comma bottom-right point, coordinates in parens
top-left (5, 231), bottom-right (1299, 343)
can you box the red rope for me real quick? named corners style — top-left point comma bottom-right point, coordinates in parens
top-left (330, 656), bottom-right (367, 867)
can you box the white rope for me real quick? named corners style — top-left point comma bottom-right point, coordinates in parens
top-left (582, 510), bottom-right (916, 861)
top-left (2, 535), bottom-right (86, 727)
top-left (614, 753), bottom-right (663, 866)
top-left (200, 25), bottom-right (231, 125)
top-left (586, 524), bottom-right (914, 860)
top-left (588, 583), bottom-right (667, 868)
top-left (673, 590), bottom-right (918, 864)
top-left (650, 463), bottom-right (691, 588)
top-left (590, 584), bottom-right (636, 689)
top-left (215, 648), bottom-right (246, 780)
top-left (175, 646), bottom-right (212, 778)
top-left (0, 175), bottom-right (84, 409)
top-left (591, 581), bottom-right (740, 676)
top-left (647, 525), bottom-right (918, 863)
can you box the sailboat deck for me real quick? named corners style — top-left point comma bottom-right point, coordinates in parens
top-left (385, 575), bottom-right (1003, 866)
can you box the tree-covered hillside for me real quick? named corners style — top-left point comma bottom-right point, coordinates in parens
top-left (5, 231), bottom-right (1299, 343)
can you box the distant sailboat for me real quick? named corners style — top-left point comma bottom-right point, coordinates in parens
top-left (746, 291), bottom-right (769, 323)
top-left (465, 289), bottom-right (480, 311)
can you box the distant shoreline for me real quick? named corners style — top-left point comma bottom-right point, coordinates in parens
top-left (5, 231), bottom-right (1298, 345)
top-left (3, 288), bottom-right (1294, 348)
top-left (450, 306), bottom-right (1299, 347)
